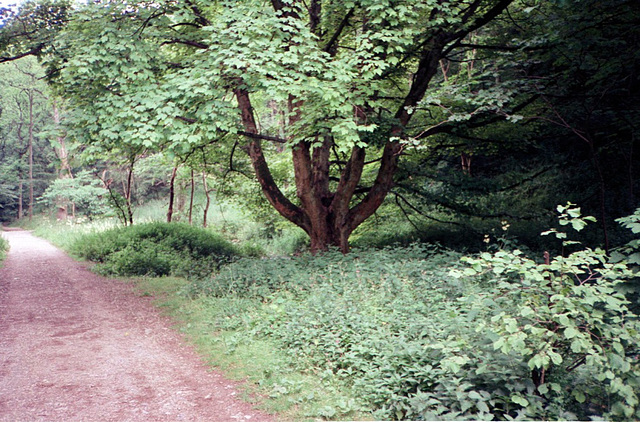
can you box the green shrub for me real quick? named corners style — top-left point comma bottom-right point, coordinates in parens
top-left (0, 235), bottom-right (9, 264)
top-left (71, 222), bottom-right (239, 277)
top-left (187, 207), bottom-right (640, 421)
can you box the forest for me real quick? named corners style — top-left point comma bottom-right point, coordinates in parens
top-left (1, 0), bottom-right (640, 420)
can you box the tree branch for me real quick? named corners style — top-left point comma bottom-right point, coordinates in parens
top-left (161, 38), bottom-right (209, 49)
top-left (323, 8), bottom-right (354, 54)
top-left (234, 87), bottom-right (308, 230)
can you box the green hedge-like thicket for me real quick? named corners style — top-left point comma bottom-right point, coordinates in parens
top-left (71, 222), bottom-right (239, 277)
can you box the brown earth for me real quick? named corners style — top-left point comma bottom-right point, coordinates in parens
top-left (0, 228), bottom-right (275, 422)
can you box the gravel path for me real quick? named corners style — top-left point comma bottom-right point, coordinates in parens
top-left (0, 229), bottom-right (274, 422)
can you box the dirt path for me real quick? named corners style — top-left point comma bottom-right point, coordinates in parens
top-left (0, 229), bottom-right (274, 422)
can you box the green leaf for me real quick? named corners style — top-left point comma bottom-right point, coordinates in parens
top-left (564, 326), bottom-right (579, 339)
top-left (477, 400), bottom-right (490, 413)
top-left (511, 395), bottom-right (529, 407)
top-left (548, 350), bottom-right (563, 365)
top-left (520, 306), bottom-right (535, 317)
top-left (567, 207), bottom-right (582, 218)
top-left (468, 391), bottom-right (483, 400)
top-left (571, 219), bottom-right (587, 231)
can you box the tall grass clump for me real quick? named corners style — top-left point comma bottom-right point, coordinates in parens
top-left (0, 234), bottom-right (9, 264)
top-left (32, 217), bottom-right (119, 250)
top-left (71, 222), bottom-right (239, 277)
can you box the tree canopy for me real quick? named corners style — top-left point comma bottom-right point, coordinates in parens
top-left (0, 0), bottom-right (638, 251)
top-left (40, 0), bottom-right (524, 251)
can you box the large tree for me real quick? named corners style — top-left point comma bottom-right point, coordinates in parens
top-left (45, 0), bottom-right (519, 252)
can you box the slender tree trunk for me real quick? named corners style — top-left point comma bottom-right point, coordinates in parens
top-left (589, 142), bottom-right (609, 254)
top-left (167, 166), bottom-right (178, 223)
top-left (18, 180), bottom-right (23, 220)
top-left (461, 152), bottom-right (472, 175)
top-left (125, 160), bottom-right (135, 225)
top-left (202, 171), bottom-right (210, 228)
top-left (188, 169), bottom-right (195, 225)
top-left (52, 99), bottom-right (75, 219)
top-left (28, 91), bottom-right (34, 221)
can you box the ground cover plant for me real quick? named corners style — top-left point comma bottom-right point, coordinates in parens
top-left (185, 207), bottom-right (640, 421)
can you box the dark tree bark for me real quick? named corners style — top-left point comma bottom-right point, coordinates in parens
top-left (188, 169), bottom-right (195, 225)
top-left (167, 166), bottom-right (178, 223)
top-left (125, 161), bottom-right (135, 225)
top-left (18, 181), bottom-right (23, 220)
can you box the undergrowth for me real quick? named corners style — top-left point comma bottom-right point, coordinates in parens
top-left (185, 207), bottom-right (640, 421)
top-left (0, 234), bottom-right (9, 264)
top-left (70, 222), bottom-right (240, 277)
top-left (32, 216), bottom-right (119, 251)
top-left (28, 205), bottom-right (640, 421)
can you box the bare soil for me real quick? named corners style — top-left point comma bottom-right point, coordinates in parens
top-left (0, 228), bottom-right (275, 422)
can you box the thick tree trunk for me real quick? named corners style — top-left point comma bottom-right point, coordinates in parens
top-left (232, 1), bottom-right (514, 253)
top-left (235, 88), bottom-right (308, 229)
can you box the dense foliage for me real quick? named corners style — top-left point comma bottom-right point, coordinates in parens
top-left (70, 222), bottom-right (239, 277)
top-left (187, 227), bottom-right (639, 421)
top-left (38, 170), bottom-right (111, 219)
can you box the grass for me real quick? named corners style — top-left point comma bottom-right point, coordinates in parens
top-left (132, 275), bottom-right (371, 421)
top-left (30, 215), bottom-right (120, 252)
top-left (0, 234), bottom-right (9, 265)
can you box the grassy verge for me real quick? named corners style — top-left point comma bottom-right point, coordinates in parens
top-left (0, 234), bottom-right (9, 265)
top-left (30, 216), bottom-right (119, 252)
top-left (132, 275), bottom-right (371, 421)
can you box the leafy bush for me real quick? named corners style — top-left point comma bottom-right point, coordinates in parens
top-left (71, 222), bottom-right (239, 277)
top-left (187, 207), bottom-right (640, 421)
top-left (39, 171), bottom-right (111, 219)
top-left (612, 208), bottom-right (640, 312)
